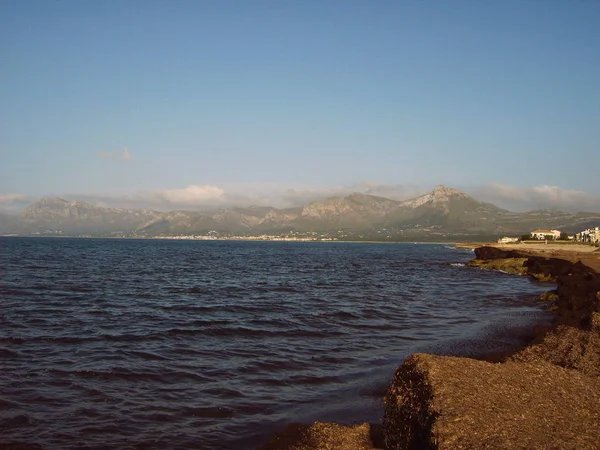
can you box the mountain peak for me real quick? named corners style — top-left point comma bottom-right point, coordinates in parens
top-left (346, 192), bottom-right (369, 199)
top-left (432, 185), bottom-right (466, 194)
top-left (431, 185), bottom-right (469, 201)
top-left (401, 185), bottom-right (471, 209)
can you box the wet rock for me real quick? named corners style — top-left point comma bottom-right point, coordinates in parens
top-left (470, 247), bottom-right (575, 282)
top-left (466, 257), bottom-right (528, 275)
top-left (537, 290), bottom-right (559, 303)
top-left (470, 248), bottom-right (600, 325)
top-left (384, 353), bottom-right (600, 450)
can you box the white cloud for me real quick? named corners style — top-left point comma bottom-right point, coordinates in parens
top-left (0, 193), bottom-right (31, 214)
top-left (0, 193), bottom-right (28, 204)
top-left (98, 147), bottom-right (132, 162)
top-left (471, 183), bottom-right (600, 212)
top-left (278, 182), bottom-right (425, 207)
top-left (55, 182), bottom-right (420, 211)
top-left (8, 182), bottom-right (600, 214)
top-left (156, 185), bottom-right (225, 205)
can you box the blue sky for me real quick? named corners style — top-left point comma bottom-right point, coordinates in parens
top-left (1, 0), bottom-right (599, 212)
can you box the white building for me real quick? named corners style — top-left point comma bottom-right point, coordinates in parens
top-left (576, 227), bottom-right (600, 243)
top-left (530, 229), bottom-right (561, 240)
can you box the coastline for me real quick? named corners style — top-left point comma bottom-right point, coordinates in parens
top-left (262, 244), bottom-right (600, 449)
top-left (383, 244), bottom-right (600, 449)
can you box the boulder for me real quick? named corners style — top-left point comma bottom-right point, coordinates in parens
top-left (554, 262), bottom-right (600, 326)
top-left (384, 354), bottom-right (600, 449)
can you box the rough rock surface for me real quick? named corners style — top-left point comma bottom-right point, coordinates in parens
top-left (259, 422), bottom-right (378, 450)
top-left (471, 246), bottom-right (577, 282)
top-left (510, 312), bottom-right (600, 377)
top-left (473, 246), bottom-right (525, 260)
top-left (383, 246), bottom-right (600, 450)
top-left (467, 257), bottom-right (528, 275)
top-left (384, 354), bottom-right (600, 450)
top-left (554, 262), bottom-right (600, 326)
top-left (536, 290), bottom-right (559, 303)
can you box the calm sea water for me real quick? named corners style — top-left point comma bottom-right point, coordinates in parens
top-left (1, 238), bottom-right (551, 449)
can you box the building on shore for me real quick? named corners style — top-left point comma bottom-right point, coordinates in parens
top-left (530, 229), bottom-right (561, 240)
top-left (575, 227), bottom-right (600, 243)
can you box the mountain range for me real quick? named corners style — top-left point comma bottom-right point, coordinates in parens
top-left (2, 185), bottom-right (600, 241)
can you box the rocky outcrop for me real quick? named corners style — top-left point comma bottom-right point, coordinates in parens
top-left (523, 256), bottom-right (576, 282)
top-left (384, 354), bottom-right (600, 450)
top-left (473, 246), bottom-right (525, 259)
top-left (467, 257), bottom-right (528, 275)
top-left (383, 246), bottom-right (600, 449)
top-left (471, 246), bottom-right (580, 282)
top-left (510, 312), bottom-right (600, 378)
top-left (554, 261), bottom-right (600, 326)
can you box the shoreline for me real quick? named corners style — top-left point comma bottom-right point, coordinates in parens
top-left (383, 244), bottom-right (600, 449)
top-left (262, 244), bottom-right (600, 449)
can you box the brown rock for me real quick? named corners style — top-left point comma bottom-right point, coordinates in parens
top-left (536, 290), bottom-right (559, 303)
top-left (510, 313), bottom-right (600, 378)
top-left (259, 422), bottom-right (378, 450)
top-left (384, 354), bottom-right (600, 449)
top-left (466, 257), bottom-right (528, 275)
top-left (474, 246), bottom-right (526, 260)
top-left (523, 257), bottom-right (574, 282)
top-left (554, 261), bottom-right (600, 326)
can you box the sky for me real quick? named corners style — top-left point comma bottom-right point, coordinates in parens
top-left (1, 0), bottom-right (599, 213)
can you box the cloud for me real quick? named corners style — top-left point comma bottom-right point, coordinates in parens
top-left (278, 182), bottom-right (425, 207)
top-left (471, 183), bottom-right (600, 212)
top-left (98, 147), bottom-right (133, 162)
top-left (156, 185), bottom-right (225, 205)
top-left (0, 193), bottom-right (28, 203)
top-left (54, 182), bottom-right (421, 212)
top-left (9, 182), bottom-right (600, 214)
top-left (0, 193), bottom-right (31, 213)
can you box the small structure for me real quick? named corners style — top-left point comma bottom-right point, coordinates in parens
top-left (530, 229), bottom-right (561, 240)
top-left (498, 237), bottom-right (519, 244)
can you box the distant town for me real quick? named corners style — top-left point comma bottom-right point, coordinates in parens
top-left (9, 225), bottom-right (600, 245)
top-left (499, 226), bottom-right (600, 245)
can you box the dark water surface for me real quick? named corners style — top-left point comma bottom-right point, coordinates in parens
top-left (1, 238), bottom-right (551, 449)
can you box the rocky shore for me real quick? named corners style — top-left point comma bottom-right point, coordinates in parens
top-left (384, 244), bottom-right (600, 449)
top-left (262, 244), bottom-right (600, 449)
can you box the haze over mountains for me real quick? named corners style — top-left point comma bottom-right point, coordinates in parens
top-left (2, 186), bottom-right (600, 241)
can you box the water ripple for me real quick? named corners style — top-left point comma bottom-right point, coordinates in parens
top-left (0, 238), bottom-right (551, 449)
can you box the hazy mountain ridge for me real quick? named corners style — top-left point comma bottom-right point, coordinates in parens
top-left (12, 197), bottom-right (163, 235)
top-left (2, 186), bottom-right (599, 239)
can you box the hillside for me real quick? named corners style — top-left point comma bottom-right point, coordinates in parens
top-left (2, 186), bottom-right (599, 241)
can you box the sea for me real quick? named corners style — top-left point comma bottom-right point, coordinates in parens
top-left (0, 237), bottom-right (552, 449)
